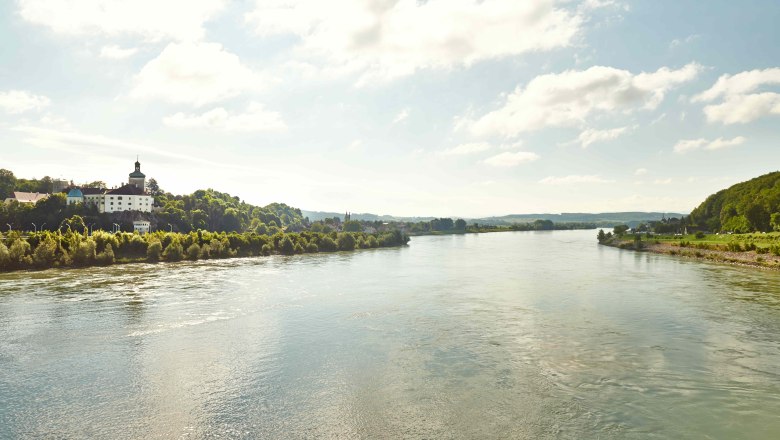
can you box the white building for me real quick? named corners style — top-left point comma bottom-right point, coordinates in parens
top-left (133, 220), bottom-right (151, 234)
top-left (66, 159), bottom-right (154, 213)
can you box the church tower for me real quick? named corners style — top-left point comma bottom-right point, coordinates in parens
top-left (129, 157), bottom-right (146, 191)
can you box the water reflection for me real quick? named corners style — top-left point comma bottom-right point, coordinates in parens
top-left (1, 230), bottom-right (780, 438)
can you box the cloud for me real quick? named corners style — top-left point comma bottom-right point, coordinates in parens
top-left (673, 136), bottom-right (746, 154)
top-left (669, 34), bottom-right (700, 49)
top-left (392, 108), bottom-right (409, 124)
top-left (539, 174), bottom-right (614, 184)
top-left (440, 142), bottom-right (492, 156)
top-left (483, 151), bottom-right (540, 167)
top-left (0, 90), bottom-right (50, 113)
top-left (18, 0), bottom-right (225, 42)
top-left (653, 178), bottom-right (672, 185)
top-left (693, 68), bottom-right (780, 124)
top-left (129, 42), bottom-right (264, 106)
top-left (99, 44), bottom-right (138, 59)
top-left (163, 102), bottom-right (286, 132)
top-left (467, 63), bottom-right (701, 137)
top-left (245, 0), bottom-right (583, 84)
top-left (576, 126), bottom-right (631, 148)
top-left (634, 168), bottom-right (648, 176)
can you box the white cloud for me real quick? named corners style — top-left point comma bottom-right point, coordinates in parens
top-left (634, 168), bottom-right (648, 176)
top-left (392, 108), bottom-right (409, 124)
top-left (576, 126), bottom-right (631, 148)
top-left (18, 0), bottom-right (225, 42)
top-left (539, 174), bottom-right (614, 184)
top-left (99, 45), bottom-right (138, 59)
top-left (441, 142), bottom-right (492, 156)
top-left (468, 63), bottom-right (701, 137)
top-left (0, 90), bottom-right (50, 113)
top-left (163, 102), bottom-right (286, 132)
top-left (653, 178), bottom-right (672, 185)
top-left (245, 0), bottom-right (583, 84)
top-left (129, 42), bottom-right (264, 106)
top-left (669, 34), bottom-right (700, 49)
top-left (483, 151), bottom-right (540, 167)
top-left (693, 68), bottom-right (780, 124)
top-left (673, 136), bottom-right (746, 154)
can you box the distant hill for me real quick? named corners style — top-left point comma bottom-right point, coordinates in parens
top-left (303, 210), bottom-right (684, 227)
top-left (690, 171), bottom-right (780, 232)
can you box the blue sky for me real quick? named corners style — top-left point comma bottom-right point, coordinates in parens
top-left (1, 0), bottom-right (779, 217)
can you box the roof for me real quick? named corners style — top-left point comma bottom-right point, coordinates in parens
top-left (129, 170), bottom-right (146, 178)
top-left (67, 188), bottom-right (83, 197)
top-left (106, 184), bottom-right (147, 196)
top-left (80, 187), bottom-right (106, 195)
top-left (7, 192), bottom-right (49, 203)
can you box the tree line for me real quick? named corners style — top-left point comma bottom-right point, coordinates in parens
top-left (0, 228), bottom-right (410, 272)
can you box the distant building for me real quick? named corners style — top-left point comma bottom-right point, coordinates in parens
top-left (65, 159), bottom-right (154, 213)
top-left (4, 192), bottom-right (49, 204)
top-left (133, 220), bottom-right (151, 234)
top-left (52, 179), bottom-right (69, 193)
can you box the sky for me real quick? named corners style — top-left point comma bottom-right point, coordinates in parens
top-left (1, 0), bottom-right (779, 217)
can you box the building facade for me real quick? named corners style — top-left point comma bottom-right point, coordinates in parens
top-left (66, 159), bottom-right (154, 213)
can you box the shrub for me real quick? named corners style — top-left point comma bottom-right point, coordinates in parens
top-left (163, 240), bottom-right (184, 262)
top-left (32, 236), bottom-right (58, 268)
top-left (695, 231), bottom-right (706, 239)
top-left (279, 236), bottom-right (296, 255)
top-left (72, 239), bottom-right (97, 266)
top-left (337, 233), bottom-right (356, 251)
top-left (305, 242), bottom-right (319, 253)
top-left (199, 244), bottom-right (211, 259)
top-left (261, 243), bottom-right (272, 255)
top-left (96, 244), bottom-right (115, 266)
top-left (318, 236), bottom-right (337, 252)
top-left (146, 240), bottom-right (162, 262)
top-left (0, 242), bottom-right (10, 269)
top-left (186, 243), bottom-right (201, 261)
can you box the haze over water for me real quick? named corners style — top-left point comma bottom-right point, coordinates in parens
top-left (2, 230), bottom-right (780, 438)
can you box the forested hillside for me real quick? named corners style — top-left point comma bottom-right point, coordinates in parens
top-left (689, 171), bottom-right (780, 232)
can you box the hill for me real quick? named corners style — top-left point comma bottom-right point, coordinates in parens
top-left (689, 171), bottom-right (780, 233)
top-left (303, 210), bottom-right (684, 227)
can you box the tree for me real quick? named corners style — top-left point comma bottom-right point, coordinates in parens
top-left (597, 229), bottom-right (607, 243)
top-left (0, 169), bottom-right (16, 200)
top-left (613, 225), bottom-right (629, 235)
top-left (146, 178), bottom-right (162, 196)
top-left (83, 181), bottom-right (107, 189)
top-left (337, 233), bottom-right (356, 251)
top-left (771, 212), bottom-right (780, 232)
top-left (454, 219), bottom-right (467, 231)
top-left (343, 220), bottom-right (362, 232)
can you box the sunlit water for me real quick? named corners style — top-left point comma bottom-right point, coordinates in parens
top-left (2, 230), bottom-right (780, 439)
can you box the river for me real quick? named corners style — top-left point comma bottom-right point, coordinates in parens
top-left (1, 230), bottom-right (779, 439)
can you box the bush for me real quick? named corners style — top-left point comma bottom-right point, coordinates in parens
top-left (72, 239), bottom-right (97, 266)
top-left (0, 242), bottom-right (10, 269)
top-left (163, 240), bottom-right (184, 262)
top-left (261, 243), bottom-right (272, 255)
top-left (305, 242), bottom-right (319, 253)
top-left (32, 236), bottom-right (58, 268)
top-left (337, 233), bottom-right (356, 251)
top-left (146, 240), bottom-right (162, 262)
top-left (695, 231), bottom-right (706, 239)
top-left (199, 244), bottom-right (211, 259)
top-left (318, 236), bottom-right (337, 252)
top-left (186, 243), bottom-right (201, 260)
top-left (279, 236), bottom-right (296, 255)
top-left (96, 244), bottom-right (115, 265)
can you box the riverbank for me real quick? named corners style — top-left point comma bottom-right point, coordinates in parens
top-left (600, 232), bottom-right (780, 270)
top-left (0, 229), bottom-right (410, 273)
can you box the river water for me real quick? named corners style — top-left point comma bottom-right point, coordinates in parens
top-left (1, 230), bottom-right (780, 439)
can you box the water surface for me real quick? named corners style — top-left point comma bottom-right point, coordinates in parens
top-left (2, 230), bottom-right (780, 438)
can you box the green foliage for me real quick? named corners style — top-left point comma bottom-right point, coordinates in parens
top-left (597, 229), bottom-right (607, 243)
top-left (72, 239), bottom-right (97, 266)
top-left (96, 244), bottom-right (115, 265)
top-left (343, 220), bottom-right (362, 232)
top-left (690, 171), bottom-right (780, 232)
top-left (695, 231), bottom-right (706, 239)
top-left (337, 233), bottom-right (356, 251)
top-left (163, 240), bottom-right (184, 262)
top-left (186, 243), bottom-right (201, 261)
top-left (146, 240), bottom-right (162, 262)
top-left (613, 225), bottom-right (629, 235)
top-left (32, 236), bottom-right (58, 268)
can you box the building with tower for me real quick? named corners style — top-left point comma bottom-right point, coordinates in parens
top-left (65, 159), bottom-right (154, 213)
